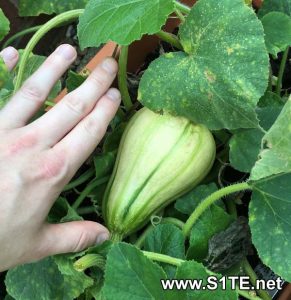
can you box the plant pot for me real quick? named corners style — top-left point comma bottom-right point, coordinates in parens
top-left (253, 0), bottom-right (263, 9)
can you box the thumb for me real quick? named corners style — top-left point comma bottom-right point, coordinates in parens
top-left (42, 221), bottom-right (110, 256)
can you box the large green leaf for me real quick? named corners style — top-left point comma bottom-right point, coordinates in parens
top-left (251, 98), bottom-right (291, 180)
top-left (78, 0), bottom-right (175, 49)
top-left (261, 12), bottom-right (291, 57)
top-left (103, 242), bottom-right (177, 300)
top-left (230, 93), bottom-right (283, 173)
top-left (188, 205), bottom-right (233, 262)
top-left (229, 129), bottom-right (264, 173)
top-left (138, 0), bottom-right (269, 130)
top-left (258, 0), bottom-right (291, 18)
top-left (249, 173), bottom-right (291, 281)
top-left (144, 224), bottom-right (185, 278)
top-left (0, 8), bottom-right (9, 41)
top-left (5, 257), bottom-right (92, 300)
top-left (175, 261), bottom-right (238, 299)
top-left (18, 0), bottom-right (88, 16)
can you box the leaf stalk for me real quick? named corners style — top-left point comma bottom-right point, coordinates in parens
top-left (183, 182), bottom-right (252, 237)
top-left (118, 45), bottom-right (133, 111)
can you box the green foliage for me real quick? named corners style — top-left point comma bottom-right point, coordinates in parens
top-left (175, 183), bottom-right (219, 214)
top-left (138, 0), bottom-right (269, 130)
top-left (5, 257), bottom-right (92, 300)
top-left (77, 0), bottom-right (175, 49)
top-left (258, 0), bottom-right (291, 18)
top-left (18, 0), bottom-right (88, 16)
top-left (103, 243), bottom-right (172, 300)
top-left (66, 70), bottom-right (87, 92)
top-left (0, 8), bottom-right (9, 41)
top-left (251, 99), bottom-right (291, 180)
top-left (176, 261), bottom-right (238, 299)
top-left (261, 12), bottom-right (291, 57)
top-left (2, 0), bottom-right (291, 298)
top-left (144, 224), bottom-right (185, 278)
top-left (188, 205), bottom-right (233, 262)
top-left (229, 93), bottom-right (283, 173)
top-left (249, 173), bottom-right (291, 281)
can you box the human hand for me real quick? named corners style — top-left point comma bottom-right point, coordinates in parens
top-left (0, 44), bottom-right (121, 271)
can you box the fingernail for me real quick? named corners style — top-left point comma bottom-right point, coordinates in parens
top-left (0, 46), bottom-right (18, 61)
top-left (56, 44), bottom-right (76, 60)
top-left (107, 88), bottom-right (121, 102)
top-left (102, 58), bottom-right (117, 74)
top-left (96, 232), bottom-right (110, 245)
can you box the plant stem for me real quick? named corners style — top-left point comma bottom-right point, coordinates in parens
top-left (143, 251), bottom-right (184, 266)
top-left (2, 25), bottom-right (42, 49)
top-left (118, 45), bottom-right (133, 111)
top-left (14, 9), bottom-right (84, 91)
top-left (162, 217), bottom-right (185, 229)
top-left (63, 168), bottom-right (95, 192)
top-left (156, 31), bottom-right (183, 50)
top-left (77, 206), bottom-right (97, 215)
top-left (238, 289), bottom-right (263, 300)
top-left (183, 182), bottom-right (252, 237)
top-left (143, 251), bottom-right (263, 299)
top-left (45, 100), bottom-right (56, 107)
top-left (276, 46), bottom-right (289, 96)
top-left (242, 258), bottom-right (272, 300)
top-left (72, 176), bottom-right (109, 210)
top-left (175, 9), bottom-right (185, 23)
top-left (174, 1), bottom-right (191, 14)
top-left (74, 254), bottom-right (105, 272)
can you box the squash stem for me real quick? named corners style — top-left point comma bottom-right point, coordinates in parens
top-left (110, 232), bottom-right (124, 243)
top-left (183, 182), bottom-right (252, 237)
top-left (118, 45), bottom-right (133, 111)
top-left (74, 254), bottom-right (105, 272)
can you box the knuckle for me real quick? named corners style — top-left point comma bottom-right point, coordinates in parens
top-left (82, 117), bottom-right (106, 138)
top-left (20, 81), bottom-right (43, 103)
top-left (64, 94), bottom-right (89, 116)
top-left (73, 231), bottom-right (91, 252)
top-left (88, 71), bottom-right (108, 88)
top-left (7, 130), bottom-right (39, 155)
top-left (35, 151), bottom-right (68, 183)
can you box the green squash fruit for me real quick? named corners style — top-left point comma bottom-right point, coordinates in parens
top-left (103, 108), bottom-right (216, 239)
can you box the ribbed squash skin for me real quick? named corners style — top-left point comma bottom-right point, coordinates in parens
top-left (102, 108), bottom-right (216, 238)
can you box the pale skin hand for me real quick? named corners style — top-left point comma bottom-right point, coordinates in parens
top-left (0, 45), bottom-right (121, 271)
